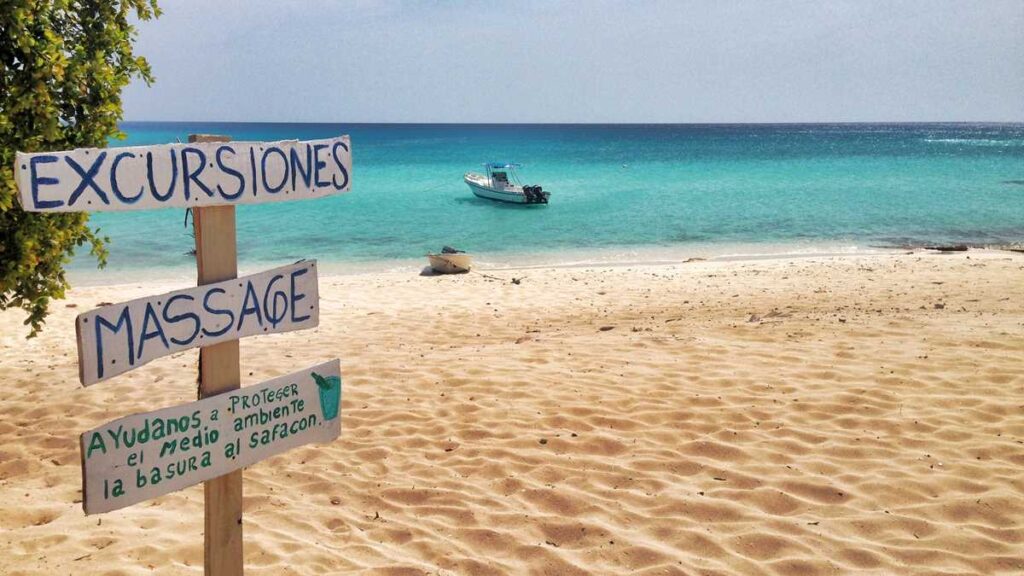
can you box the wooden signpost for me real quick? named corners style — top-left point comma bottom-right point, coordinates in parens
top-left (17, 133), bottom-right (352, 575)
top-left (191, 133), bottom-right (244, 575)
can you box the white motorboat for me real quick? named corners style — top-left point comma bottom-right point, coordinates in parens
top-left (464, 162), bottom-right (550, 205)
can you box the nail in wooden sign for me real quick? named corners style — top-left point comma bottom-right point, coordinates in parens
top-left (76, 260), bottom-right (319, 386)
top-left (15, 136), bottom-right (351, 212)
top-left (81, 360), bottom-right (342, 514)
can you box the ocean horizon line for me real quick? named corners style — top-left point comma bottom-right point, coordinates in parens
top-left (119, 119), bottom-right (1024, 128)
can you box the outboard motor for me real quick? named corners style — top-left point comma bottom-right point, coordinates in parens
top-left (534, 185), bottom-right (546, 203)
top-left (523, 185), bottom-right (535, 203)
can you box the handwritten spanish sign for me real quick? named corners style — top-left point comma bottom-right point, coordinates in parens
top-left (15, 136), bottom-right (351, 212)
top-left (76, 260), bottom-right (319, 386)
top-left (81, 360), bottom-right (341, 515)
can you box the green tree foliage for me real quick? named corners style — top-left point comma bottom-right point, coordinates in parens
top-left (1, 0), bottom-right (160, 336)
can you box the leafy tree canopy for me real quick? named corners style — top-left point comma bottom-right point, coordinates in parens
top-left (1, 0), bottom-right (160, 336)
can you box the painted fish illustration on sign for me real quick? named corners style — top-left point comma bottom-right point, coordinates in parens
top-left (311, 372), bottom-right (341, 421)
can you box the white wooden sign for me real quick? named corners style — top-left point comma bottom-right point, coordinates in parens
top-left (15, 136), bottom-right (351, 212)
top-left (76, 260), bottom-right (319, 386)
top-left (81, 360), bottom-right (341, 514)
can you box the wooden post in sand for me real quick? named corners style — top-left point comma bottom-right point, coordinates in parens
top-left (189, 134), bottom-right (243, 576)
top-left (16, 132), bottom-right (351, 575)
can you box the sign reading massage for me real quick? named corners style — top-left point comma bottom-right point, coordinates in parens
top-left (76, 260), bottom-right (319, 386)
top-left (15, 136), bottom-right (351, 212)
top-left (81, 360), bottom-right (341, 514)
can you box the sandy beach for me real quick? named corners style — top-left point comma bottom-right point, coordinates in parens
top-left (1, 250), bottom-right (1022, 575)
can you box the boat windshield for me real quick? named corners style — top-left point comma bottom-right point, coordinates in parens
top-left (485, 163), bottom-right (522, 185)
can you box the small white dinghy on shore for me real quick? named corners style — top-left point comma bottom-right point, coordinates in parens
top-left (427, 246), bottom-right (472, 274)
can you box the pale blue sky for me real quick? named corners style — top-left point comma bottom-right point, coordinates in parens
top-left (122, 0), bottom-right (1024, 123)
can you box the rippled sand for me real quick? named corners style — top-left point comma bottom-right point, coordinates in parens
top-left (1, 251), bottom-right (1022, 575)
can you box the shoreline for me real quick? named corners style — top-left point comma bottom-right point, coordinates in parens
top-left (65, 241), bottom-right (1021, 288)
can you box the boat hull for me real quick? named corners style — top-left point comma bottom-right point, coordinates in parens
top-left (464, 176), bottom-right (549, 205)
top-left (427, 253), bottom-right (472, 274)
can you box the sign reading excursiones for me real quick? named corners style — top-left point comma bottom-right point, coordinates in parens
top-left (15, 136), bottom-right (351, 212)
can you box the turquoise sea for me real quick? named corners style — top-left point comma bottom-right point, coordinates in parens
top-left (72, 122), bottom-right (1024, 281)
